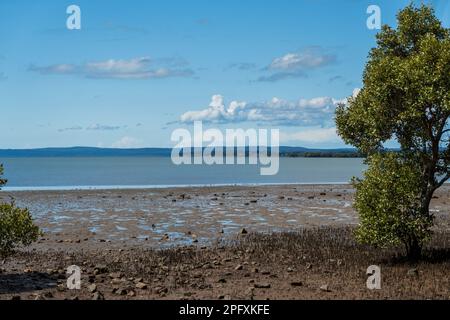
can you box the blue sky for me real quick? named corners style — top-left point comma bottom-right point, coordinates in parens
top-left (1, 0), bottom-right (449, 149)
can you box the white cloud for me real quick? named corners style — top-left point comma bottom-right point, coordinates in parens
top-left (29, 57), bottom-right (194, 80)
top-left (179, 93), bottom-right (351, 127)
top-left (112, 136), bottom-right (142, 148)
top-left (258, 47), bottom-right (336, 82)
top-left (269, 52), bottom-right (333, 70)
top-left (281, 128), bottom-right (340, 144)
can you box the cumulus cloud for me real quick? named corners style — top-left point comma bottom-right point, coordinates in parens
top-left (179, 93), bottom-right (349, 127)
top-left (29, 57), bottom-right (194, 80)
top-left (112, 136), bottom-right (142, 148)
top-left (258, 47), bottom-right (336, 82)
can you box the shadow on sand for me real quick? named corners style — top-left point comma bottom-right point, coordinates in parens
top-left (0, 272), bottom-right (58, 294)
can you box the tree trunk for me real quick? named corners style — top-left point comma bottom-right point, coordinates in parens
top-left (406, 237), bottom-right (422, 261)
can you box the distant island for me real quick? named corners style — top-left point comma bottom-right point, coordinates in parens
top-left (0, 146), bottom-right (363, 158)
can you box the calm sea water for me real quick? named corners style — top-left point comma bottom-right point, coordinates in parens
top-left (0, 157), bottom-right (366, 190)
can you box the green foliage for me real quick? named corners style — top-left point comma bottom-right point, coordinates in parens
top-left (0, 202), bottom-right (41, 258)
top-left (0, 164), bottom-right (41, 259)
top-left (0, 164), bottom-right (6, 188)
top-left (353, 154), bottom-right (433, 251)
top-left (336, 4), bottom-right (450, 259)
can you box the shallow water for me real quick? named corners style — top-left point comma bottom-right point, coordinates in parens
top-left (0, 157), bottom-right (366, 190)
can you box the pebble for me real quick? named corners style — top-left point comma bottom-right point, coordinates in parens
top-left (135, 282), bottom-right (148, 289)
top-left (92, 292), bottom-right (104, 300)
top-left (320, 284), bottom-right (330, 292)
top-left (88, 284), bottom-right (97, 293)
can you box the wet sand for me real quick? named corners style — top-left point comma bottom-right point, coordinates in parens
top-left (1, 184), bottom-right (449, 250)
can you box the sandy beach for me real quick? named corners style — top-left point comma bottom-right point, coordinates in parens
top-left (0, 184), bottom-right (449, 300)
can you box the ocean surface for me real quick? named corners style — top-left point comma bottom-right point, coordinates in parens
top-left (0, 157), bottom-right (367, 191)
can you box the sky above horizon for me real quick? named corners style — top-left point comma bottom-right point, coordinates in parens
top-left (1, 0), bottom-right (449, 149)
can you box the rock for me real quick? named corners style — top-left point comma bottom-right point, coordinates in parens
top-left (254, 283), bottom-right (271, 289)
top-left (88, 284), bottom-right (97, 293)
top-left (217, 278), bottom-right (227, 283)
top-left (407, 268), bottom-right (419, 277)
top-left (160, 234), bottom-right (170, 241)
top-left (109, 272), bottom-right (124, 279)
top-left (290, 281), bottom-right (303, 287)
top-left (92, 292), bottom-right (104, 300)
top-left (127, 290), bottom-right (136, 297)
top-left (135, 282), bottom-right (148, 289)
top-left (115, 288), bottom-right (127, 296)
top-left (287, 267), bottom-right (294, 273)
top-left (94, 265), bottom-right (108, 275)
top-left (10, 295), bottom-right (21, 300)
top-left (252, 268), bottom-right (259, 273)
top-left (240, 228), bottom-right (248, 235)
top-left (235, 265), bottom-right (243, 271)
top-left (320, 285), bottom-right (330, 292)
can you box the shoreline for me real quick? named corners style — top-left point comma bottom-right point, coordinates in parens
top-left (1, 184), bottom-right (449, 251)
top-left (0, 184), bottom-right (449, 300)
top-left (1, 182), bottom-right (353, 192)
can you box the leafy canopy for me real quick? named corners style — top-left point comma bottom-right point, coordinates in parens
top-left (336, 4), bottom-right (450, 258)
top-left (0, 164), bottom-right (41, 259)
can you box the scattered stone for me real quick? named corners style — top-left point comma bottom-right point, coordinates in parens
top-left (92, 292), bottom-right (104, 300)
top-left (94, 265), bottom-right (108, 275)
top-left (88, 284), bottom-right (97, 293)
top-left (235, 265), bottom-right (243, 271)
top-left (160, 234), bottom-right (170, 241)
top-left (115, 288), bottom-right (127, 296)
top-left (135, 282), bottom-right (148, 289)
top-left (127, 290), bottom-right (136, 297)
top-left (320, 284), bottom-right (330, 292)
top-left (407, 268), bottom-right (419, 277)
top-left (109, 272), bottom-right (124, 279)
